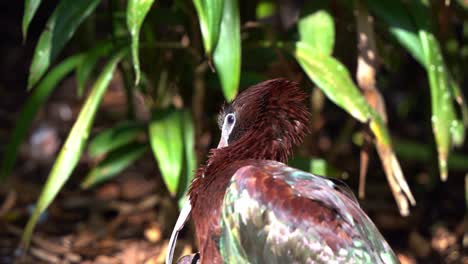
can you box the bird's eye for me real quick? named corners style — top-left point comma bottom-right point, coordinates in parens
top-left (222, 113), bottom-right (236, 138)
top-left (220, 113), bottom-right (236, 145)
top-left (226, 114), bottom-right (235, 125)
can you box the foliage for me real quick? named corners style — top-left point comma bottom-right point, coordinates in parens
top-left (21, 48), bottom-right (127, 247)
top-left (2, 0), bottom-right (466, 247)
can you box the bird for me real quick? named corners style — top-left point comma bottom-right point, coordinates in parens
top-left (166, 78), bottom-right (399, 264)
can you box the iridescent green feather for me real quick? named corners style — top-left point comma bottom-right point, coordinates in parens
top-left (219, 161), bottom-right (399, 264)
top-left (220, 187), bottom-right (249, 263)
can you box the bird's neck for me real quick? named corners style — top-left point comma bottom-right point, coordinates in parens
top-left (187, 127), bottom-right (296, 261)
top-left (212, 130), bottom-right (289, 172)
top-left (189, 129), bottom-right (291, 202)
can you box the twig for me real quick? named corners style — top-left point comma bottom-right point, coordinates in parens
top-left (29, 247), bottom-right (60, 263)
top-left (355, 0), bottom-right (382, 200)
top-left (107, 194), bottom-right (160, 214)
top-left (359, 131), bottom-right (371, 199)
top-left (354, 0), bottom-right (415, 214)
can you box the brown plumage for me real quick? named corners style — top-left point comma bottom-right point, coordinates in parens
top-left (188, 78), bottom-right (310, 262)
top-left (175, 78), bottom-right (398, 264)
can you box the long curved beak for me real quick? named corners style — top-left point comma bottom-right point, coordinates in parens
top-left (217, 134), bottom-right (228, 148)
top-left (166, 198), bottom-right (192, 264)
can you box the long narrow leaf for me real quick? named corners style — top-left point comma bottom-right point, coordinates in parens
top-left (298, 10), bottom-right (335, 55)
top-left (82, 142), bottom-right (148, 188)
top-left (408, 1), bottom-right (462, 181)
top-left (193, 0), bottom-right (224, 56)
top-left (28, 0), bottom-right (101, 89)
top-left (149, 108), bottom-right (184, 195)
top-left (88, 121), bottom-right (145, 158)
top-left (369, 0), bottom-right (465, 181)
top-left (449, 79), bottom-right (467, 146)
top-left (127, 0), bottom-right (155, 85)
top-left (0, 55), bottom-right (84, 181)
top-left (294, 42), bottom-right (415, 215)
top-left (22, 0), bottom-right (42, 40)
top-left (294, 42), bottom-right (395, 147)
top-left (213, 0), bottom-right (241, 101)
top-left (294, 42), bottom-right (370, 123)
top-left (21, 48), bottom-right (127, 249)
top-left (419, 32), bottom-right (457, 181)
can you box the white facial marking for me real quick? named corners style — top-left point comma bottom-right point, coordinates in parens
top-left (219, 113), bottom-right (236, 147)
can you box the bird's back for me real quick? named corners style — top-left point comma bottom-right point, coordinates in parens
top-left (219, 160), bottom-right (399, 264)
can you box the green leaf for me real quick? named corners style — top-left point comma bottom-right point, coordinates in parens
top-left (298, 10), bottom-right (335, 55)
top-left (449, 79), bottom-right (468, 146)
top-left (256, 0), bottom-right (276, 20)
top-left (293, 42), bottom-right (401, 147)
top-left (419, 33), bottom-right (457, 181)
top-left (294, 42), bottom-right (394, 145)
top-left (213, 0), bottom-right (241, 101)
top-left (367, 0), bottom-right (425, 66)
top-left (293, 42), bottom-right (415, 214)
top-left (81, 142), bottom-right (148, 188)
top-left (448, 109), bottom-right (465, 148)
top-left (27, 0), bottom-right (101, 89)
top-left (289, 157), bottom-right (343, 179)
top-left (22, 0), bottom-right (42, 40)
top-left (370, 0), bottom-right (466, 181)
top-left (294, 42), bottom-right (370, 123)
top-left (149, 108), bottom-right (184, 195)
top-left (408, 1), bottom-right (462, 181)
top-left (193, 0), bottom-right (224, 56)
top-left (0, 55), bottom-right (84, 181)
top-left (309, 158), bottom-right (327, 176)
top-left (76, 41), bottom-right (115, 97)
top-left (177, 110), bottom-right (197, 208)
top-left (88, 121), bottom-right (145, 158)
top-left (21, 48), bottom-right (127, 249)
top-left (127, 0), bottom-right (155, 85)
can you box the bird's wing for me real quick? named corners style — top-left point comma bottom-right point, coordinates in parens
top-left (219, 160), bottom-right (399, 264)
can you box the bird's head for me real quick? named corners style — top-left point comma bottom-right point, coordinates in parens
top-left (215, 78), bottom-right (310, 163)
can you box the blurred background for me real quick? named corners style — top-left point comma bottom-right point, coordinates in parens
top-left (0, 0), bottom-right (467, 263)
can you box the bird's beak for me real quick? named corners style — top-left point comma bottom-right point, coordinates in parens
top-left (217, 134), bottom-right (228, 148)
